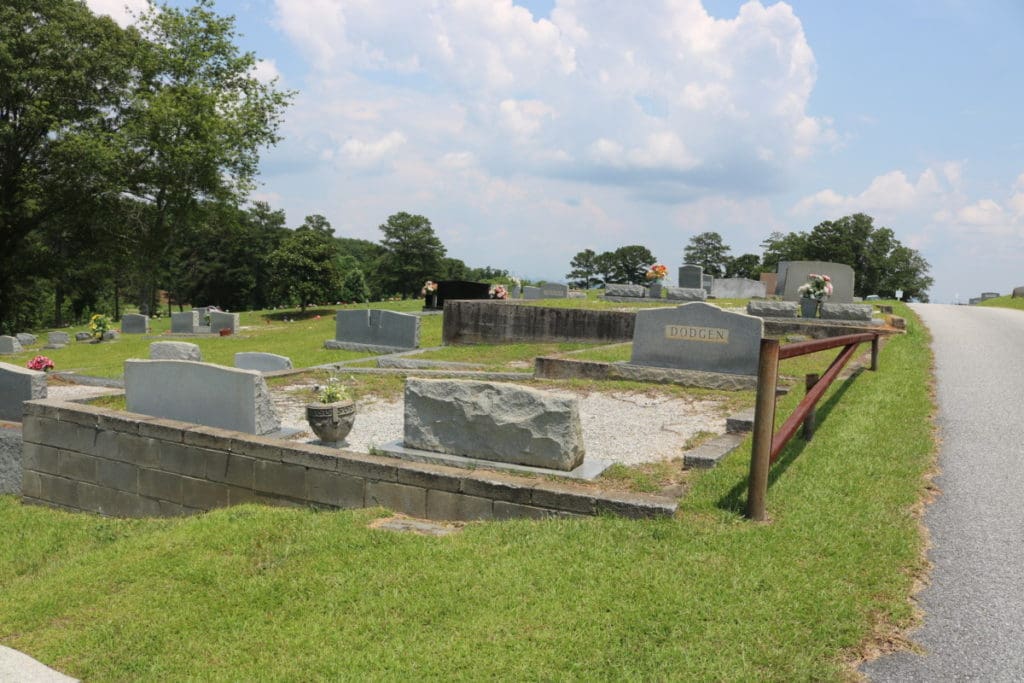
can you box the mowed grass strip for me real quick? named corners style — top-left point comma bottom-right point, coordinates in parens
top-left (0, 304), bottom-right (933, 680)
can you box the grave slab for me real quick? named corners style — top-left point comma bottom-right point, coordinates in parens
top-left (16, 333), bottom-right (37, 347)
top-left (819, 303), bottom-right (874, 321)
top-left (747, 301), bottom-right (799, 318)
top-left (328, 309), bottom-right (419, 352)
top-left (0, 336), bottom-right (23, 355)
top-left (604, 284), bottom-right (646, 298)
top-left (150, 341), bottom-right (202, 361)
top-left (234, 352), bottom-right (293, 372)
top-left (665, 287), bottom-right (707, 301)
top-left (0, 362), bottom-right (46, 421)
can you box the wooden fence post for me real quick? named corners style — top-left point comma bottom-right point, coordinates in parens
top-left (747, 338), bottom-right (780, 521)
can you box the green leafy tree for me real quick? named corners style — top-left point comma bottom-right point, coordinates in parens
top-left (338, 267), bottom-right (370, 303)
top-left (724, 253), bottom-right (761, 279)
top-left (593, 251), bottom-right (618, 286)
top-left (608, 245), bottom-right (657, 284)
top-left (376, 212), bottom-right (446, 296)
top-left (267, 228), bottom-right (342, 311)
top-left (759, 231), bottom-right (809, 272)
top-left (683, 232), bottom-right (732, 277)
top-left (566, 249), bottom-right (602, 289)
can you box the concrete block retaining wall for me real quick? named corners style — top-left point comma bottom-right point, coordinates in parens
top-left (442, 301), bottom-right (636, 344)
top-left (19, 400), bottom-right (675, 521)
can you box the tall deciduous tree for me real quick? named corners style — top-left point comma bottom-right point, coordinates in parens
top-left (376, 212), bottom-right (446, 296)
top-left (566, 249), bottom-right (602, 289)
top-left (683, 232), bottom-right (732, 277)
top-left (267, 227), bottom-right (342, 311)
top-left (608, 245), bottom-right (657, 284)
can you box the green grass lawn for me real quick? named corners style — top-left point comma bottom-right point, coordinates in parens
top-left (978, 294), bottom-right (1024, 310)
top-left (0, 302), bottom-right (934, 680)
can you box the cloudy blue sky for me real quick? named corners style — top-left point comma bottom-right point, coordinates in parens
top-left (88, 0), bottom-right (1024, 303)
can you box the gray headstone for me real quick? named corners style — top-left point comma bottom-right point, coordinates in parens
top-left (0, 361), bottom-right (46, 421)
top-left (234, 352), bottom-right (292, 372)
top-left (539, 283), bottom-right (569, 298)
top-left (171, 310), bottom-right (198, 333)
top-left (75, 332), bottom-right (93, 341)
top-left (209, 311), bottom-right (239, 334)
top-left (710, 278), bottom-right (766, 299)
top-left (747, 301), bottom-right (799, 318)
top-left (678, 264), bottom-right (703, 289)
top-left (0, 336), bottom-right (22, 355)
top-left (125, 359), bottom-right (280, 435)
top-left (193, 306), bottom-right (210, 322)
top-left (605, 283), bottom-right (646, 298)
top-left (969, 297), bottom-right (982, 305)
top-left (0, 423), bottom-right (22, 494)
top-left (15, 333), bottom-right (36, 347)
top-left (980, 292), bottom-right (1000, 300)
top-left (665, 287), bottom-right (707, 301)
top-left (1013, 286), bottom-right (1024, 299)
top-left (779, 261), bottom-right (855, 303)
top-left (332, 309), bottom-right (419, 350)
top-left (522, 286), bottom-right (543, 300)
top-left (102, 330), bottom-right (119, 341)
top-left (403, 378), bottom-right (584, 471)
top-left (630, 302), bottom-right (763, 376)
top-left (702, 274), bottom-right (713, 293)
top-left (819, 303), bottom-right (874, 321)
top-left (149, 341), bottom-right (202, 361)
top-left (48, 332), bottom-right (70, 345)
top-left (121, 313), bottom-right (148, 334)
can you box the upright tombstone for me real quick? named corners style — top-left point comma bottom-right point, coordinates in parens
top-left (629, 302), bottom-right (763, 377)
top-left (539, 283), bottom-right (569, 299)
top-left (981, 292), bottom-right (1000, 300)
top-left (401, 379), bottom-right (585, 472)
top-left (710, 278), bottom-right (766, 299)
top-left (0, 362), bottom-right (47, 421)
top-left (604, 283), bottom-right (646, 299)
top-left (326, 309), bottom-right (420, 353)
top-left (778, 261), bottom-right (855, 304)
top-left (678, 264), bottom-right (703, 289)
top-left (16, 333), bottom-right (36, 347)
top-left (234, 352), bottom-right (292, 372)
top-left (150, 341), bottom-right (202, 361)
top-left (46, 331), bottom-right (70, 349)
top-left (759, 272), bottom-right (778, 298)
top-left (522, 286), bottom-right (543, 300)
top-left (701, 274), bottom-right (714, 294)
top-left (125, 359), bottom-right (280, 435)
top-left (208, 310), bottom-right (239, 334)
top-left (1013, 286), bottom-right (1024, 299)
top-left (426, 280), bottom-right (492, 310)
top-left (665, 287), bottom-right (707, 302)
top-left (171, 310), bottom-right (198, 333)
top-left (121, 313), bottom-right (148, 334)
top-left (0, 336), bottom-right (22, 355)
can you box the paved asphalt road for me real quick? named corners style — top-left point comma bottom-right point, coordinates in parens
top-left (862, 303), bottom-right (1024, 681)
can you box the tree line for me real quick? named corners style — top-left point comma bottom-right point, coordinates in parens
top-left (566, 213), bottom-right (933, 301)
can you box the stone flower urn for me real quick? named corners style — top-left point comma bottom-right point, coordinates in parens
top-left (305, 400), bottom-right (356, 445)
top-left (648, 282), bottom-right (664, 299)
top-left (800, 297), bottom-right (820, 318)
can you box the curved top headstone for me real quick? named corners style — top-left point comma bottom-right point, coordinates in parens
top-left (778, 261), bottom-right (855, 303)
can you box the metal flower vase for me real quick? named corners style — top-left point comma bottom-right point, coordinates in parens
top-left (306, 400), bottom-right (356, 445)
top-left (800, 298), bottom-right (820, 318)
top-left (648, 282), bottom-right (664, 299)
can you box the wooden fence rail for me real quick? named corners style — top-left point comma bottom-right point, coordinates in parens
top-left (746, 332), bottom-right (880, 521)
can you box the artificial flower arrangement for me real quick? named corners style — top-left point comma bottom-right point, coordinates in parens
top-left (316, 376), bottom-right (350, 404)
top-left (797, 273), bottom-right (834, 301)
top-left (421, 280), bottom-right (437, 297)
top-left (26, 355), bottom-right (55, 372)
top-left (490, 284), bottom-right (508, 300)
top-left (88, 313), bottom-right (110, 340)
top-left (645, 264), bottom-right (668, 282)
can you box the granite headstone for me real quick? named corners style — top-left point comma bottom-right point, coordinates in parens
top-left (327, 309), bottom-right (420, 351)
top-left (0, 362), bottom-right (47, 421)
top-left (121, 313), bottom-right (148, 334)
top-left (779, 261), bottom-right (855, 304)
top-left (678, 264), bottom-right (703, 289)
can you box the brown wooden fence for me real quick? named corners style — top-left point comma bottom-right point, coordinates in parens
top-left (746, 333), bottom-right (880, 521)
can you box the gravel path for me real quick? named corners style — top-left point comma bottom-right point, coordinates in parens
top-left (270, 384), bottom-right (729, 466)
top-left (861, 303), bottom-right (1024, 681)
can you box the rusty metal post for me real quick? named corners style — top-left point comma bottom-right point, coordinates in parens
top-left (747, 338), bottom-right (780, 521)
top-left (871, 334), bottom-right (879, 371)
top-left (802, 373), bottom-right (819, 441)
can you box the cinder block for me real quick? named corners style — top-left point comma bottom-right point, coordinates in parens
top-left (137, 417), bottom-right (187, 442)
top-left (395, 462), bottom-right (462, 493)
top-left (96, 458), bottom-right (138, 493)
top-left (155, 499), bottom-right (193, 517)
top-left (334, 453), bottom-right (398, 483)
top-left (205, 450), bottom-right (228, 481)
top-left (97, 410), bottom-right (143, 436)
top-left (37, 472), bottom-right (79, 508)
top-left (282, 445), bottom-right (340, 472)
top-left (21, 416), bottom-right (57, 445)
top-left (230, 435), bottom-right (283, 463)
top-left (158, 441), bottom-right (208, 478)
top-left (461, 472), bottom-right (534, 505)
top-left (58, 451), bottom-right (97, 482)
top-left (43, 420), bottom-right (97, 454)
top-left (306, 470), bottom-right (365, 508)
top-left (493, 501), bottom-right (562, 520)
top-left (182, 479), bottom-right (229, 510)
top-left (365, 481), bottom-right (426, 517)
top-left (183, 425), bottom-right (235, 451)
top-left (254, 460), bottom-right (306, 499)
top-left (96, 432), bottom-right (160, 468)
top-left (594, 493), bottom-right (677, 519)
top-left (426, 490), bottom-right (493, 521)
top-left (57, 405), bottom-right (102, 428)
top-left (530, 483), bottom-right (596, 515)
top-left (139, 468), bottom-right (183, 503)
top-left (21, 469), bottom-right (42, 498)
top-left (223, 455), bottom-right (255, 489)
top-left (22, 442), bottom-right (60, 475)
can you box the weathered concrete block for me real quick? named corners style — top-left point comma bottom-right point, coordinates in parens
top-left (0, 362), bottom-right (47, 421)
top-left (149, 341), bottom-right (202, 361)
top-left (819, 303), bottom-right (874, 321)
top-left (426, 490), bottom-right (494, 521)
top-left (121, 313), bottom-right (148, 334)
top-left (254, 459), bottom-right (306, 499)
top-left (306, 470), bottom-right (365, 508)
top-left (125, 359), bottom-right (280, 435)
top-left (403, 379), bottom-right (585, 471)
top-left (234, 352), bottom-right (292, 372)
top-left (365, 480), bottom-right (427, 517)
top-left (747, 301), bottom-right (799, 318)
top-left (0, 423), bottom-right (22, 494)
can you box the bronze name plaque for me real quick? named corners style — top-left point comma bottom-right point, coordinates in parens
top-left (664, 325), bottom-right (729, 344)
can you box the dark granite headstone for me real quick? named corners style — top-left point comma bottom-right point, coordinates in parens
top-left (678, 264), bottom-right (703, 289)
top-left (427, 280), bottom-right (493, 310)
